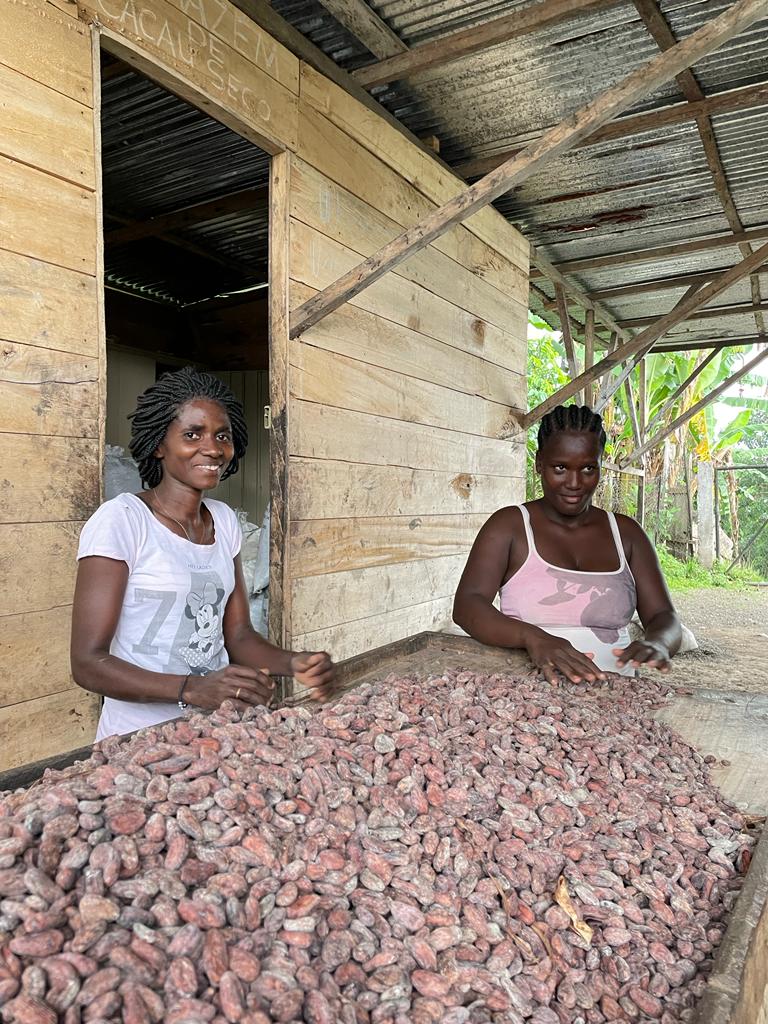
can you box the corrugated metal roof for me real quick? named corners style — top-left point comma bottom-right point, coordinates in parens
top-left (102, 67), bottom-right (270, 305)
top-left (272, 0), bottom-right (768, 346)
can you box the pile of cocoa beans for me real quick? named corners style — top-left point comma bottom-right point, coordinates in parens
top-left (0, 670), bottom-right (754, 1024)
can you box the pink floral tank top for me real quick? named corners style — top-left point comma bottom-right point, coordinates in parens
top-left (500, 505), bottom-right (637, 676)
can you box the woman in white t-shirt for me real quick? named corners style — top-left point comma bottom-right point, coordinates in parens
top-left (72, 367), bottom-right (335, 740)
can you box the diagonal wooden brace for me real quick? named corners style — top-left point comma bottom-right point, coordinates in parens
top-left (522, 239), bottom-right (768, 429)
top-left (620, 346), bottom-right (768, 467)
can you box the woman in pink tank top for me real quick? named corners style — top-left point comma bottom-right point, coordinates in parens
top-left (454, 405), bottom-right (681, 683)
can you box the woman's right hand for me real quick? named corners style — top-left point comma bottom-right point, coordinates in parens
top-left (186, 664), bottom-right (275, 710)
top-left (525, 632), bottom-right (606, 684)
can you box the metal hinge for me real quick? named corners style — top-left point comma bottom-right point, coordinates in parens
top-left (263, 405), bottom-right (272, 429)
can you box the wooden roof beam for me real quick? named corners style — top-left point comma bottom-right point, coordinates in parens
top-left (618, 299), bottom-right (768, 329)
top-left (458, 79), bottom-right (768, 179)
top-left (315, 0), bottom-right (407, 59)
top-left (290, 0), bottom-right (768, 340)
top-left (591, 264), bottom-right (768, 300)
top-left (620, 346), bottom-right (768, 467)
top-left (653, 334), bottom-right (765, 353)
top-left (105, 188), bottom-right (269, 246)
top-left (522, 239), bottom-right (768, 429)
top-left (353, 0), bottom-right (624, 89)
top-left (530, 225), bottom-right (768, 278)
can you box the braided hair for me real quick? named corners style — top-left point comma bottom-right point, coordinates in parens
top-left (537, 404), bottom-right (606, 453)
top-left (129, 367), bottom-right (248, 487)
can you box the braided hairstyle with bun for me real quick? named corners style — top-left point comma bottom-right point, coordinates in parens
top-left (129, 366), bottom-right (248, 488)
top-left (537, 404), bottom-right (607, 453)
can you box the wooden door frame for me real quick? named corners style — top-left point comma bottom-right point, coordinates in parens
top-left (94, 26), bottom-right (290, 647)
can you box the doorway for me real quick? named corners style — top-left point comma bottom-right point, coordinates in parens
top-left (100, 52), bottom-right (272, 630)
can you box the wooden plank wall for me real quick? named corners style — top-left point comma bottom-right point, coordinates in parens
top-left (0, 0), bottom-right (528, 765)
top-left (0, 0), bottom-right (101, 769)
top-left (285, 68), bottom-right (528, 665)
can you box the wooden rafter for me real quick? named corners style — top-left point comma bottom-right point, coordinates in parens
top-left (620, 347), bottom-right (768, 467)
top-left (105, 188), bottom-right (268, 246)
top-left (353, 0), bottom-right (622, 89)
top-left (104, 213), bottom-right (248, 276)
top-left (290, 0), bottom-right (768, 341)
top-left (530, 225), bottom-right (768, 278)
top-left (522, 240), bottom-right (768, 429)
top-left (633, 0), bottom-right (766, 339)
top-left (583, 310), bottom-right (595, 406)
top-left (654, 334), bottom-right (765, 353)
top-left (315, 0), bottom-right (406, 59)
top-left (644, 349), bottom-right (720, 436)
top-left (555, 285), bottom-right (578, 378)
top-left (591, 265), bottom-right (768, 301)
top-left (618, 300), bottom-right (768, 329)
top-left (458, 80), bottom-right (768, 179)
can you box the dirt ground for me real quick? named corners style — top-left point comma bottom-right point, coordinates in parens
top-left (668, 587), bottom-right (768, 693)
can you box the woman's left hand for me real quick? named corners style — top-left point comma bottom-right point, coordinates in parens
top-left (612, 639), bottom-right (671, 673)
top-left (291, 651), bottom-right (336, 700)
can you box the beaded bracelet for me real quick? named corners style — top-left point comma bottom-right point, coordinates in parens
top-left (177, 674), bottom-right (191, 710)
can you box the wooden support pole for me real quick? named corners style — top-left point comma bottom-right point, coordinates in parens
top-left (555, 284), bottom-right (578, 378)
top-left (289, 0), bottom-right (768, 340)
top-left (523, 242), bottom-right (768, 429)
top-left (458, 80), bottom-right (768, 180)
top-left (637, 360), bottom-right (647, 526)
top-left (645, 348), bottom-right (720, 435)
top-left (624, 376), bottom-right (642, 447)
top-left (620, 347), bottom-right (768, 467)
top-left (529, 224), bottom-right (768, 278)
top-left (583, 309), bottom-right (595, 407)
top-left (654, 335), bottom-right (764, 353)
top-left (596, 333), bottom-right (619, 409)
top-left (353, 0), bottom-right (621, 88)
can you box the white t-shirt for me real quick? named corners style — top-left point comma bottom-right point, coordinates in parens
top-left (77, 494), bottom-right (242, 740)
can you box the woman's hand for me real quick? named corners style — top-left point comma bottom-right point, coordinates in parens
top-left (526, 633), bottom-right (606, 684)
top-left (187, 664), bottom-right (275, 710)
top-left (291, 651), bottom-right (336, 701)
top-left (612, 639), bottom-right (671, 673)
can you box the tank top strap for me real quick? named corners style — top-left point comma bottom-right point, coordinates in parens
top-left (516, 504), bottom-right (539, 559)
top-left (606, 511), bottom-right (627, 568)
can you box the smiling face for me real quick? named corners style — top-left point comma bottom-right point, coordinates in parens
top-left (154, 398), bottom-right (235, 491)
top-left (535, 429), bottom-right (603, 518)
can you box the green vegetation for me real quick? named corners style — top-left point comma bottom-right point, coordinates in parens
top-left (657, 548), bottom-right (763, 592)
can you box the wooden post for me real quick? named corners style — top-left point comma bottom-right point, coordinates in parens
top-left (637, 359), bottom-right (647, 527)
top-left (583, 309), bottom-right (595, 406)
top-left (524, 240), bottom-right (768, 429)
top-left (698, 461), bottom-right (716, 568)
top-left (555, 284), bottom-right (578, 378)
top-left (620, 346), bottom-right (768, 467)
top-left (268, 154), bottom-right (291, 670)
top-left (624, 375), bottom-right (642, 447)
top-left (289, 0), bottom-right (768, 339)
